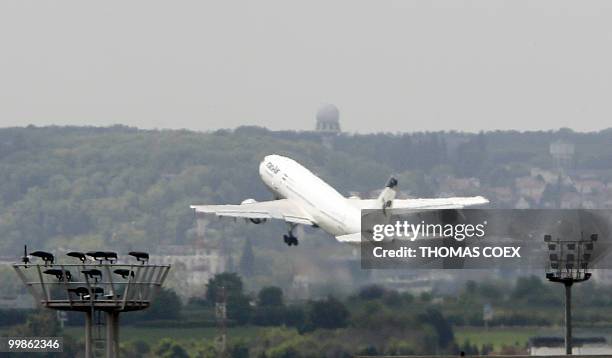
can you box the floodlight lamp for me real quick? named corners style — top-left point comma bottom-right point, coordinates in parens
top-left (30, 251), bottom-right (54, 266)
top-left (68, 287), bottom-right (89, 299)
top-left (103, 251), bottom-right (118, 262)
top-left (81, 269), bottom-right (102, 279)
top-left (67, 252), bottom-right (87, 262)
top-left (21, 245), bottom-right (29, 266)
top-left (544, 235), bottom-right (552, 242)
top-left (43, 269), bottom-right (71, 281)
top-left (128, 251), bottom-right (149, 264)
top-left (113, 269), bottom-right (135, 279)
top-left (86, 251), bottom-right (108, 262)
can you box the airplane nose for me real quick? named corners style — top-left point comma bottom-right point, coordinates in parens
top-left (259, 158), bottom-right (268, 177)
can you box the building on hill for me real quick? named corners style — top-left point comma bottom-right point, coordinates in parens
top-left (315, 104), bottom-right (341, 149)
top-left (154, 217), bottom-right (226, 299)
top-left (550, 139), bottom-right (575, 170)
top-left (315, 103), bottom-right (341, 133)
top-left (153, 240), bottom-right (225, 299)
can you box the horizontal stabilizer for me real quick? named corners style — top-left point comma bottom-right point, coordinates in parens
top-left (335, 233), bottom-right (361, 243)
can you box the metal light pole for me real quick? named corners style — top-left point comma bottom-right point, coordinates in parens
top-left (544, 233), bottom-right (596, 355)
top-left (215, 286), bottom-right (228, 357)
top-left (14, 249), bottom-right (170, 358)
top-left (564, 281), bottom-right (572, 355)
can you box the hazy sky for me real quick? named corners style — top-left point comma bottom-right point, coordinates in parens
top-left (1, 1), bottom-right (611, 133)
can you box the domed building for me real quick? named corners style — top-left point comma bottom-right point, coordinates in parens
top-left (315, 104), bottom-right (341, 134)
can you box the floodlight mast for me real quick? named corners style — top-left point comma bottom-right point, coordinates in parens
top-left (544, 233), bottom-right (596, 355)
top-left (13, 249), bottom-right (170, 358)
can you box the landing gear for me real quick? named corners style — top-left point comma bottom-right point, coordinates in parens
top-left (283, 234), bottom-right (299, 246)
top-left (283, 224), bottom-right (299, 246)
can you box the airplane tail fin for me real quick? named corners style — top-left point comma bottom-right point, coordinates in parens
top-left (377, 177), bottom-right (398, 212)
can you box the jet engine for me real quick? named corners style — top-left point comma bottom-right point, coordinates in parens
top-left (241, 199), bottom-right (267, 224)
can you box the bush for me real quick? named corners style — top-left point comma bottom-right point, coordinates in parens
top-left (0, 309), bottom-right (30, 326)
top-left (252, 306), bottom-right (285, 326)
top-left (308, 296), bottom-right (349, 330)
top-left (284, 305), bottom-right (305, 327)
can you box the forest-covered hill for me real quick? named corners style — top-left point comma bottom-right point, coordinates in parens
top-left (1, 125), bottom-right (612, 255)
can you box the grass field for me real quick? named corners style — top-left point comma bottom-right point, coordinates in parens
top-left (6, 324), bottom-right (612, 353)
top-left (454, 326), bottom-right (550, 351)
top-left (63, 325), bottom-right (268, 345)
top-left (63, 325), bottom-right (557, 350)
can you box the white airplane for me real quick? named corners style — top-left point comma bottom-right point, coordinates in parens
top-left (190, 154), bottom-right (489, 246)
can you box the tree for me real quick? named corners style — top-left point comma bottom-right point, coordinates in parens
top-left (206, 272), bottom-right (244, 304)
top-left (417, 308), bottom-right (454, 348)
top-left (229, 341), bottom-right (250, 358)
top-left (9, 310), bottom-right (80, 357)
top-left (141, 288), bottom-right (182, 320)
top-left (10, 310), bottom-right (60, 337)
top-left (358, 284), bottom-right (385, 300)
top-left (308, 296), bottom-right (349, 329)
top-left (228, 294), bottom-right (252, 325)
top-left (120, 340), bottom-right (150, 358)
top-left (153, 338), bottom-right (189, 358)
top-left (206, 273), bottom-right (252, 324)
top-left (284, 305), bottom-right (305, 327)
top-left (512, 275), bottom-right (560, 305)
top-left (252, 290), bottom-right (286, 327)
top-left (258, 286), bottom-right (284, 307)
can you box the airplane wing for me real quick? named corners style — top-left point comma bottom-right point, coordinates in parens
top-left (190, 199), bottom-right (316, 226)
top-left (349, 196), bottom-right (489, 211)
top-left (390, 196), bottom-right (489, 210)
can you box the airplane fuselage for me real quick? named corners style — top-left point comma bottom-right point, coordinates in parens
top-left (259, 155), bottom-right (361, 236)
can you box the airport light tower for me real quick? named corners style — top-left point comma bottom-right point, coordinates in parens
top-left (14, 247), bottom-right (170, 358)
top-left (544, 233), bottom-right (596, 355)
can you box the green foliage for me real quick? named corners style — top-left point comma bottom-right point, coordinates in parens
top-left (153, 338), bottom-right (189, 358)
top-left (120, 340), bottom-right (151, 358)
top-left (206, 272), bottom-right (244, 304)
top-left (7, 310), bottom-right (81, 357)
top-left (135, 288), bottom-right (183, 321)
top-left (283, 305), bottom-right (306, 327)
top-left (206, 272), bottom-right (252, 324)
top-left (0, 309), bottom-right (31, 326)
top-left (512, 275), bottom-right (561, 305)
top-left (307, 296), bottom-right (349, 330)
top-left (229, 341), bottom-right (250, 358)
top-left (252, 306), bottom-right (286, 327)
top-left (5, 126), bottom-right (611, 256)
top-left (258, 286), bottom-right (284, 307)
top-left (417, 308), bottom-right (454, 348)
top-left (9, 310), bottom-right (60, 337)
top-left (357, 284), bottom-right (385, 300)
top-left (252, 286), bottom-right (286, 326)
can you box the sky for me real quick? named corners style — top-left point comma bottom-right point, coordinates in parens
top-left (0, 1), bottom-right (611, 133)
